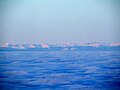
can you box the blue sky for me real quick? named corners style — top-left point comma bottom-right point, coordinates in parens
top-left (0, 0), bottom-right (120, 45)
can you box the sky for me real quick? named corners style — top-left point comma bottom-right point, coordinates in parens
top-left (0, 0), bottom-right (120, 45)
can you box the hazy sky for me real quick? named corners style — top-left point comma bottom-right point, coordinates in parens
top-left (0, 0), bottom-right (120, 45)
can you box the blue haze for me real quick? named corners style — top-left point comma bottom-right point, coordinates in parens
top-left (0, 0), bottom-right (120, 45)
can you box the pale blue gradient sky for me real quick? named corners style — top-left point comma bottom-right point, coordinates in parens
top-left (0, 0), bottom-right (120, 45)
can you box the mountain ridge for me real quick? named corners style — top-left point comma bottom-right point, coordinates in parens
top-left (0, 42), bottom-right (120, 51)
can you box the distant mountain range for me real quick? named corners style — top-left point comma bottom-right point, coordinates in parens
top-left (0, 42), bottom-right (120, 51)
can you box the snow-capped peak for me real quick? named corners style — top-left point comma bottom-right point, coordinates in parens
top-left (109, 43), bottom-right (120, 46)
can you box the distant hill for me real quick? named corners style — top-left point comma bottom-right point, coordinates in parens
top-left (0, 42), bottom-right (120, 51)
